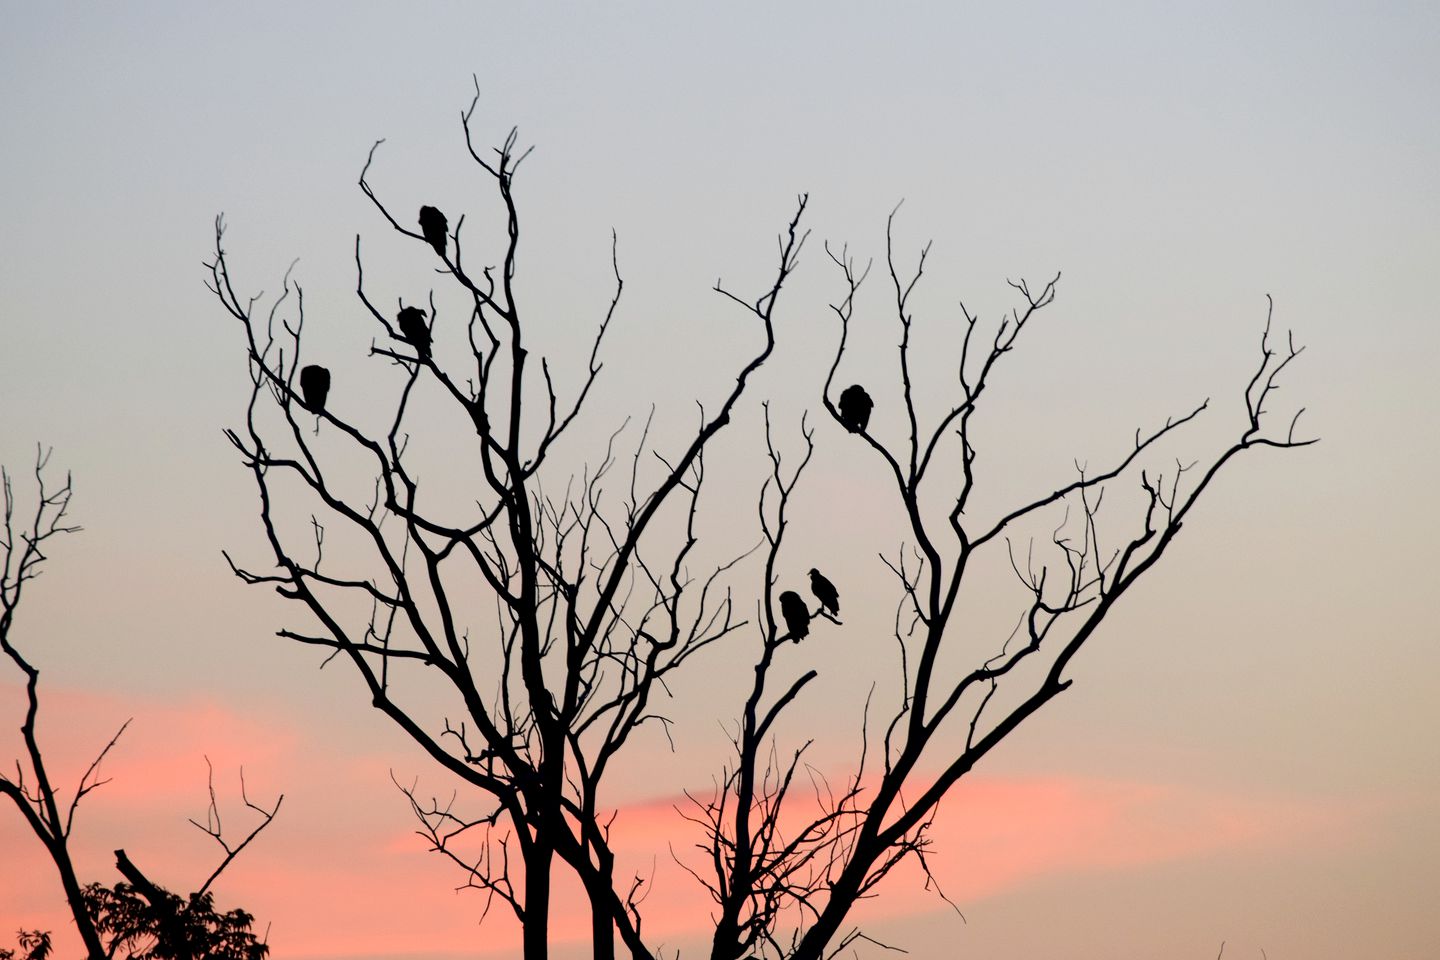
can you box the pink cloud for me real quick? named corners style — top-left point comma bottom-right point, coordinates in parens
top-left (1, 685), bottom-right (532, 958)
top-left (0, 682), bottom-right (294, 805)
top-left (883, 775), bottom-right (1354, 908)
top-left (0, 685), bottom-right (1373, 959)
top-left (588, 772), bottom-right (1364, 940)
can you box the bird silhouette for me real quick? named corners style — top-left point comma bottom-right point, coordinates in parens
top-left (299, 364), bottom-right (330, 414)
top-left (808, 568), bottom-right (839, 616)
top-left (838, 384), bottom-right (873, 433)
top-left (396, 306), bottom-right (431, 357)
top-left (778, 590), bottom-right (811, 642)
top-left (418, 205), bottom-right (448, 257)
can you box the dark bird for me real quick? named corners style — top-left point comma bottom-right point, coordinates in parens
top-left (418, 205), bottom-right (448, 257)
top-left (396, 306), bottom-right (431, 357)
top-left (808, 568), bottom-right (839, 616)
top-left (838, 384), bottom-right (873, 434)
top-left (778, 590), bottom-right (811, 642)
top-left (299, 364), bottom-right (330, 414)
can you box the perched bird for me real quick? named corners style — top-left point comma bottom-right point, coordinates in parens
top-left (396, 306), bottom-right (431, 357)
top-left (299, 364), bottom-right (330, 414)
top-left (418, 205), bottom-right (448, 257)
top-left (778, 590), bottom-right (811, 642)
top-left (808, 568), bottom-right (839, 616)
top-left (838, 384), bottom-right (873, 434)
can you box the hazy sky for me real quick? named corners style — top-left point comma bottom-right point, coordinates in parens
top-left (2, 3), bottom-right (1438, 959)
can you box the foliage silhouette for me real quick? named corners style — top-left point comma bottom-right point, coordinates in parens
top-left (0, 930), bottom-right (52, 960)
top-left (80, 874), bottom-right (268, 960)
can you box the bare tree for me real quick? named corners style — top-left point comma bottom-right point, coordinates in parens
top-left (0, 451), bottom-right (104, 958)
top-left (1, 451), bottom-right (279, 960)
top-left (211, 92), bottom-right (1310, 960)
top-left (686, 221), bottom-right (1313, 960)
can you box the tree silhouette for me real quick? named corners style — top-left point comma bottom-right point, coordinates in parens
top-left (210, 89), bottom-right (1312, 960)
top-left (1, 452), bottom-right (277, 960)
top-left (80, 864), bottom-right (269, 960)
top-left (681, 223), bottom-right (1313, 960)
top-left (0, 930), bottom-right (51, 960)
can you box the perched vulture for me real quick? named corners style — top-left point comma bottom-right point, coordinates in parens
top-left (299, 364), bottom-right (330, 414)
top-left (418, 205), bottom-right (448, 257)
top-left (808, 568), bottom-right (839, 616)
top-left (837, 384), bottom-right (873, 434)
top-left (396, 306), bottom-right (431, 357)
top-left (778, 590), bottom-right (811, 642)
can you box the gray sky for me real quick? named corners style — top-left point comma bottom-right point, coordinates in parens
top-left (2, 3), bottom-right (1437, 958)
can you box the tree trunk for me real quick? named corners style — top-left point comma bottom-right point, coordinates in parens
top-left (789, 868), bottom-right (865, 960)
top-left (50, 840), bottom-right (105, 960)
top-left (589, 884), bottom-right (615, 960)
top-left (709, 914), bottom-right (742, 960)
top-left (524, 839), bottom-right (553, 960)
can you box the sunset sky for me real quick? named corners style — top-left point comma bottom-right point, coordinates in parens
top-left (2, 3), bottom-right (1438, 959)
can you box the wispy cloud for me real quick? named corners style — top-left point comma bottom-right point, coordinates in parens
top-left (0, 688), bottom-right (1372, 958)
